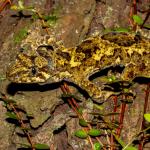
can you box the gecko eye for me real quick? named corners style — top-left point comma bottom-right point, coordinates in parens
top-left (31, 67), bottom-right (37, 75)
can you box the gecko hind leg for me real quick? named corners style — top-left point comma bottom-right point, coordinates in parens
top-left (73, 79), bottom-right (115, 104)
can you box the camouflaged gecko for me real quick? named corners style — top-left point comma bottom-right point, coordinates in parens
top-left (6, 32), bottom-right (150, 102)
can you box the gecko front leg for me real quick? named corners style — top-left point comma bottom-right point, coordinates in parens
top-left (68, 76), bottom-right (114, 103)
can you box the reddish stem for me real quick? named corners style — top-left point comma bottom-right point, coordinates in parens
top-left (0, 0), bottom-right (11, 13)
top-left (129, 0), bottom-right (138, 30)
top-left (138, 83), bottom-right (150, 149)
top-left (141, 8), bottom-right (150, 29)
top-left (2, 94), bottom-right (35, 150)
top-left (116, 95), bottom-right (127, 136)
top-left (110, 96), bottom-right (118, 150)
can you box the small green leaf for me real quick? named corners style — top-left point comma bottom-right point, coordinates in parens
top-left (26, 6), bottom-right (34, 10)
top-left (108, 75), bottom-right (117, 82)
top-left (103, 27), bottom-right (130, 34)
top-left (6, 112), bottom-right (18, 120)
top-left (144, 114), bottom-right (150, 122)
top-left (113, 133), bottom-right (125, 147)
top-left (5, 99), bottom-right (16, 104)
top-left (94, 104), bottom-right (103, 110)
top-left (94, 142), bottom-right (101, 150)
top-left (79, 119), bottom-right (88, 127)
top-left (42, 15), bottom-right (58, 27)
top-left (123, 88), bottom-right (129, 93)
top-left (132, 15), bottom-right (143, 25)
top-left (10, 5), bottom-right (20, 10)
top-left (32, 13), bottom-right (40, 20)
top-left (34, 143), bottom-right (50, 150)
top-left (121, 99), bottom-right (133, 104)
top-left (103, 28), bottom-right (113, 34)
top-left (88, 129), bottom-right (101, 137)
top-left (74, 129), bottom-right (88, 139)
top-left (0, 75), bottom-right (6, 81)
top-left (114, 27), bottom-right (130, 32)
top-left (21, 127), bottom-right (31, 131)
top-left (17, 143), bottom-right (32, 148)
top-left (144, 24), bottom-right (150, 29)
top-left (18, 0), bottom-right (25, 9)
top-left (43, 15), bottom-right (57, 21)
top-left (14, 28), bottom-right (28, 43)
top-left (102, 112), bottom-right (120, 116)
top-left (0, 97), bottom-right (16, 104)
top-left (77, 107), bottom-right (84, 114)
top-left (123, 146), bottom-right (137, 150)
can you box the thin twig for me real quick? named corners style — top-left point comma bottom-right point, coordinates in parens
top-left (1, 94), bottom-right (35, 150)
top-left (0, 0), bottom-right (11, 13)
top-left (138, 83), bottom-right (150, 149)
top-left (116, 95), bottom-right (127, 136)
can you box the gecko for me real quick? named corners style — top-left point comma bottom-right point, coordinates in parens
top-left (6, 32), bottom-right (150, 102)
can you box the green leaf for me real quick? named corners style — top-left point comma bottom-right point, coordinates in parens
top-left (21, 127), bottom-right (31, 131)
top-left (77, 107), bottom-right (84, 115)
top-left (108, 75), bottom-right (117, 82)
top-left (103, 27), bottom-right (130, 34)
top-left (94, 104), bottom-right (103, 110)
top-left (14, 28), bottom-right (28, 43)
top-left (144, 24), bottom-right (150, 29)
top-left (79, 119), bottom-right (88, 127)
top-left (5, 99), bottom-right (16, 104)
top-left (103, 28), bottom-right (113, 34)
top-left (94, 142), bottom-right (101, 150)
top-left (43, 15), bottom-right (58, 27)
top-left (18, 0), bottom-right (25, 9)
top-left (0, 97), bottom-right (16, 104)
top-left (121, 99), bottom-right (133, 104)
top-left (74, 129), bottom-right (88, 139)
top-left (112, 133), bottom-right (125, 147)
top-left (123, 146), bottom-right (137, 150)
top-left (132, 15), bottom-right (143, 25)
top-left (123, 88), bottom-right (129, 93)
top-left (102, 112), bottom-right (120, 116)
top-left (88, 129), bottom-right (101, 137)
top-left (6, 112), bottom-right (18, 120)
top-left (114, 27), bottom-right (130, 32)
top-left (32, 13), bottom-right (40, 20)
top-left (43, 15), bottom-right (57, 21)
top-left (10, 5), bottom-right (19, 10)
top-left (144, 114), bottom-right (150, 122)
top-left (17, 143), bottom-right (31, 148)
top-left (0, 75), bottom-right (6, 81)
top-left (34, 143), bottom-right (50, 150)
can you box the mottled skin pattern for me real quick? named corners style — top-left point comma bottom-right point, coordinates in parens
top-left (7, 32), bottom-right (150, 102)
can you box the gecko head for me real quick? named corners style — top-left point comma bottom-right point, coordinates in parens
top-left (6, 45), bottom-right (55, 83)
